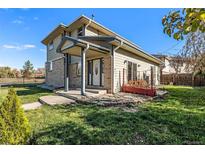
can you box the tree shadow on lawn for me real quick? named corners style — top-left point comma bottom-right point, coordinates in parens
top-left (30, 104), bottom-right (205, 145)
top-left (86, 106), bottom-right (205, 144)
top-left (30, 121), bottom-right (100, 145)
top-left (30, 109), bottom-right (140, 145)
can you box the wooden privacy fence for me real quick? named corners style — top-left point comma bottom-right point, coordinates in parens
top-left (161, 74), bottom-right (205, 86)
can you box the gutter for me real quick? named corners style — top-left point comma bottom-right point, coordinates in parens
top-left (41, 23), bottom-right (67, 44)
top-left (114, 37), bottom-right (163, 65)
top-left (82, 15), bottom-right (163, 65)
top-left (111, 39), bottom-right (123, 93)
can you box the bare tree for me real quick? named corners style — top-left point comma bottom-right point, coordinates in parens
top-left (181, 32), bottom-right (205, 86)
top-left (168, 55), bottom-right (183, 84)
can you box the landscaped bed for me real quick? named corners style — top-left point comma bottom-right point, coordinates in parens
top-left (26, 85), bottom-right (205, 144)
top-left (0, 84), bottom-right (53, 104)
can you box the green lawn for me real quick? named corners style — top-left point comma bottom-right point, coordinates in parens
top-left (0, 84), bottom-right (53, 104)
top-left (26, 85), bottom-right (205, 145)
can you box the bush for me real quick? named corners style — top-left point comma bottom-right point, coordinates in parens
top-left (0, 88), bottom-right (31, 144)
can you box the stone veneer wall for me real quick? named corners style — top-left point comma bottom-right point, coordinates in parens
top-left (68, 63), bottom-right (81, 88)
top-left (46, 59), bottom-right (82, 88)
top-left (102, 54), bottom-right (112, 93)
top-left (46, 58), bottom-right (64, 88)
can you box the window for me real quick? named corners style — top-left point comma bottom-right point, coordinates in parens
top-left (157, 67), bottom-right (160, 81)
top-left (143, 71), bottom-right (147, 80)
top-left (128, 61), bottom-right (132, 81)
top-left (47, 61), bottom-right (53, 71)
top-left (127, 61), bottom-right (138, 81)
top-left (77, 27), bottom-right (83, 36)
top-left (76, 63), bottom-right (81, 76)
top-left (133, 63), bottom-right (137, 80)
top-left (48, 41), bottom-right (54, 50)
top-left (88, 61), bottom-right (92, 85)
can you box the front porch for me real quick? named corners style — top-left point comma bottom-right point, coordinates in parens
top-left (55, 88), bottom-right (158, 107)
top-left (57, 36), bottom-right (113, 95)
top-left (56, 88), bottom-right (108, 101)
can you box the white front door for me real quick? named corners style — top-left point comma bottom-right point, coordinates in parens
top-left (93, 59), bottom-right (101, 86)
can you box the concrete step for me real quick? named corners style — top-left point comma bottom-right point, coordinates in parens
top-left (22, 102), bottom-right (42, 111)
top-left (85, 88), bottom-right (107, 94)
top-left (39, 95), bottom-right (75, 106)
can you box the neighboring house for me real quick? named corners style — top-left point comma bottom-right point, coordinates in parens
top-left (153, 54), bottom-right (191, 75)
top-left (42, 15), bottom-right (162, 95)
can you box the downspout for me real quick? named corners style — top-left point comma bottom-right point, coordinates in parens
top-left (111, 40), bottom-right (123, 93)
top-left (85, 19), bottom-right (92, 29)
top-left (83, 19), bottom-right (92, 35)
top-left (83, 43), bottom-right (90, 53)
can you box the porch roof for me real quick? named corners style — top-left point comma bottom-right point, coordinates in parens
top-left (78, 35), bottom-right (116, 42)
top-left (56, 36), bottom-right (111, 54)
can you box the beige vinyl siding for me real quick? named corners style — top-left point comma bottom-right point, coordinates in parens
top-left (85, 26), bottom-right (107, 36)
top-left (113, 48), bottom-right (160, 93)
top-left (71, 29), bottom-right (78, 37)
top-left (85, 28), bottom-right (98, 36)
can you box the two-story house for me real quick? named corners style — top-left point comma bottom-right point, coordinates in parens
top-left (42, 15), bottom-right (162, 95)
top-left (153, 54), bottom-right (191, 75)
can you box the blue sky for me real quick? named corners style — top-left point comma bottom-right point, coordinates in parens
top-left (0, 8), bottom-right (184, 69)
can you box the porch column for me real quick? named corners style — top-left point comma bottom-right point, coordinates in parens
top-left (64, 54), bottom-right (69, 92)
top-left (81, 47), bottom-right (86, 95)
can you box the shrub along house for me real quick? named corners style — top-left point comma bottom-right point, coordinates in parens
top-left (42, 15), bottom-right (162, 95)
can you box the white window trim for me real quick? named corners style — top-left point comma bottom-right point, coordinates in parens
top-left (127, 61), bottom-right (138, 81)
top-left (47, 56), bottom-right (64, 72)
top-left (48, 61), bottom-right (53, 71)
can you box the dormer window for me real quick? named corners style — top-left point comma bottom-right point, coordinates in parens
top-left (48, 41), bottom-right (54, 50)
top-left (77, 27), bottom-right (83, 36)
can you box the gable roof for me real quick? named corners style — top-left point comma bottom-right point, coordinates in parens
top-left (42, 15), bottom-right (163, 65)
top-left (42, 23), bottom-right (67, 45)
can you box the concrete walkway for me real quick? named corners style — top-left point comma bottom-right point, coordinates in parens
top-left (39, 95), bottom-right (75, 106)
top-left (22, 95), bottom-right (75, 111)
top-left (23, 102), bottom-right (42, 111)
